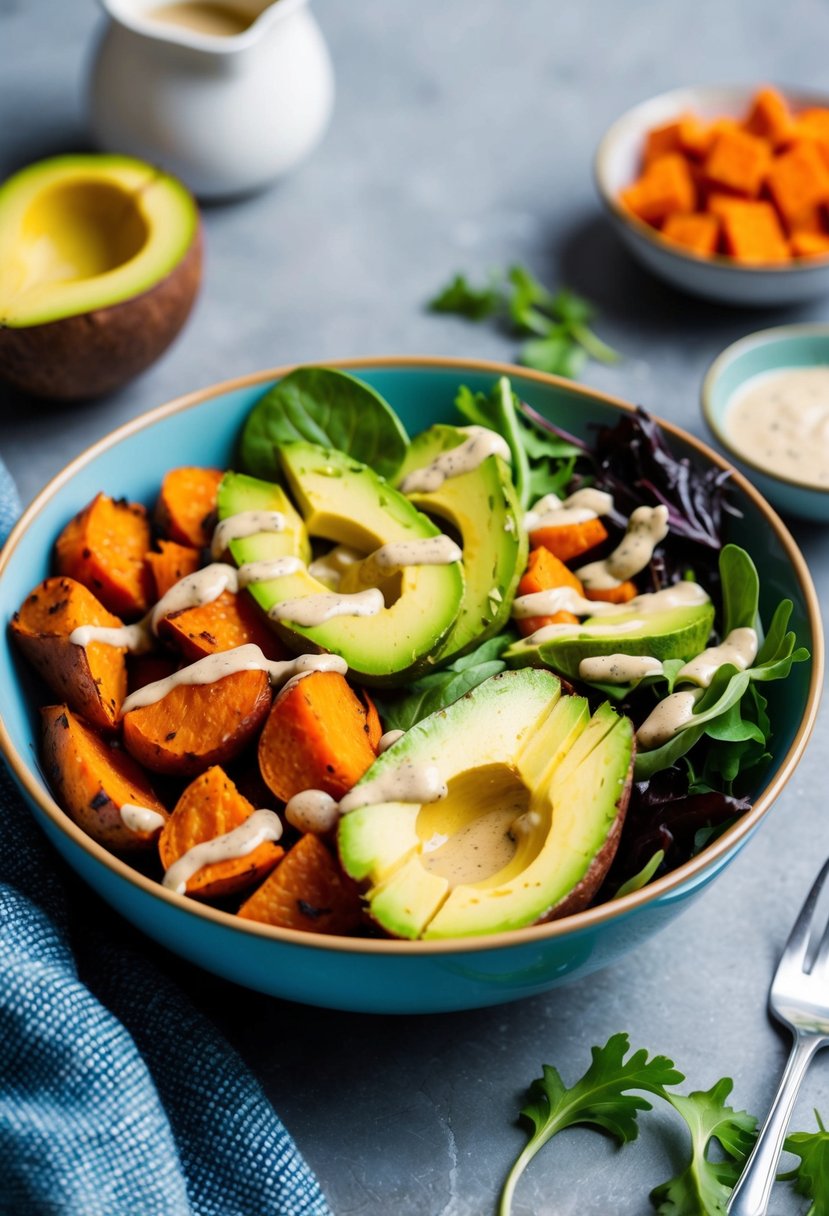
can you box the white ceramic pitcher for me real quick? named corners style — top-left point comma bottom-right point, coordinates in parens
top-left (88, 0), bottom-right (334, 199)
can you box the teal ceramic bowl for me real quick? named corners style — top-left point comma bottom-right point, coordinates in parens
top-left (702, 324), bottom-right (829, 521)
top-left (0, 358), bottom-right (822, 1013)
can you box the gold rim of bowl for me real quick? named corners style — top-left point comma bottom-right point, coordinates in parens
top-left (0, 355), bottom-right (823, 955)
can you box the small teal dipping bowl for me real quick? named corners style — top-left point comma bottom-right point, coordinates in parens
top-left (703, 324), bottom-right (829, 522)
top-left (0, 358), bottom-right (822, 1013)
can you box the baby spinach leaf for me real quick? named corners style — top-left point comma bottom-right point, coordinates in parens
top-left (239, 367), bottom-right (410, 482)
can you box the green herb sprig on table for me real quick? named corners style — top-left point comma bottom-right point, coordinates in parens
top-left (501, 1033), bottom-right (827, 1216)
top-left (428, 265), bottom-right (621, 377)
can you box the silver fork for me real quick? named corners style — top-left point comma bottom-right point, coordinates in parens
top-left (727, 858), bottom-right (829, 1216)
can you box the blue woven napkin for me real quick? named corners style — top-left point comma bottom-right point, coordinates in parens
top-left (0, 461), bottom-right (332, 1216)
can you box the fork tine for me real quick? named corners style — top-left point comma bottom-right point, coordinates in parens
top-left (775, 858), bottom-right (829, 979)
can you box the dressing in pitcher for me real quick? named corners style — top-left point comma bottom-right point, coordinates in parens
top-left (88, 0), bottom-right (334, 198)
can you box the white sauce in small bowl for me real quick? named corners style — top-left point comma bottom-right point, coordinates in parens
top-left (725, 366), bottom-right (829, 490)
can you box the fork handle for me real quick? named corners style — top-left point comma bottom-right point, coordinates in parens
top-left (727, 1033), bottom-right (824, 1216)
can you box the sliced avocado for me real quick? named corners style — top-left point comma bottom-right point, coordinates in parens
top-left (216, 471), bottom-right (311, 614)
top-left (395, 424), bottom-right (527, 660)
top-left (505, 596), bottom-right (715, 680)
top-left (337, 669), bottom-right (634, 940)
top-left (239, 442), bottom-right (464, 683)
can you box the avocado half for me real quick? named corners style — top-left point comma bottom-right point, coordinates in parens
top-left (337, 670), bottom-right (634, 939)
top-left (0, 154), bottom-right (201, 399)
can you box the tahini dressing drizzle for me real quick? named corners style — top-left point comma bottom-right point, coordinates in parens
top-left (577, 505), bottom-right (669, 590)
top-left (400, 427), bottom-right (512, 493)
top-left (725, 366), bottom-right (829, 489)
top-left (162, 808), bottom-right (283, 895)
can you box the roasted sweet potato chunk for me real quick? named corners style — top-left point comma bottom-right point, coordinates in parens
top-left (55, 492), bottom-right (151, 618)
top-left (40, 704), bottom-right (168, 852)
top-left (620, 153), bottom-right (696, 225)
top-left (238, 834), bottom-right (363, 935)
top-left (529, 517), bottom-right (608, 563)
top-left (12, 577), bottom-right (127, 730)
top-left (258, 670), bottom-right (379, 802)
top-left (158, 765), bottom-right (283, 899)
top-left (158, 589), bottom-right (287, 662)
top-left (145, 541), bottom-right (201, 600)
top-left (515, 547), bottom-right (582, 637)
top-left (122, 668), bottom-right (272, 776)
top-left (155, 467), bottom-right (224, 549)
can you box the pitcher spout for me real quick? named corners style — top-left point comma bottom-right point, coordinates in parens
top-left (97, 0), bottom-right (305, 54)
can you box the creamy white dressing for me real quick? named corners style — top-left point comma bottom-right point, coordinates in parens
top-left (237, 557), bottom-right (304, 586)
top-left (162, 808), bottom-right (283, 895)
top-left (269, 587), bottom-right (385, 628)
top-left (512, 587), bottom-right (607, 619)
top-left (339, 761), bottom-right (447, 813)
top-left (210, 510), bottom-right (286, 558)
top-left (150, 562), bottom-right (239, 631)
top-left (725, 366), bottom-right (829, 489)
top-left (120, 803), bottom-right (166, 833)
top-left (308, 545), bottom-right (363, 589)
top-left (518, 582), bottom-right (709, 645)
top-left (400, 426), bottom-right (512, 493)
top-left (636, 689), bottom-right (702, 750)
top-left (677, 627), bottom-right (758, 687)
top-left (524, 488), bottom-right (614, 532)
top-left (68, 621), bottom-right (154, 653)
top-left (577, 505), bottom-right (670, 590)
top-left (579, 654), bottom-right (664, 684)
top-left (513, 580), bottom-right (707, 625)
top-left (120, 644), bottom-right (347, 714)
top-left (378, 729), bottom-right (405, 752)
top-left (354, 536), bottom-right (462, 585)
top-left (284, 790), bottom-right (340, 835)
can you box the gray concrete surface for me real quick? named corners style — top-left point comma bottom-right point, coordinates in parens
top-left (1, 1), bottom-right (829, 1212)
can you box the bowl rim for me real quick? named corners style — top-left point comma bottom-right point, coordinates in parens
top-left (593, 82), bottom-right (829, 274)
top-left (701, 322), bottom-right (829, 496)
top-left (0, 354), bottom-right (823, 956)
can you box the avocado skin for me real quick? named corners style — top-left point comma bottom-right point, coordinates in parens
top-left (398, 424), bottom-right (527, 661)
top-left (0, 231), bottom-right (202, 400)
top-left (338, 669), bottom-right (634, 940)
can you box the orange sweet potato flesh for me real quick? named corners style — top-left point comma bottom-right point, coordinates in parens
top-left (146, 541), bottom-right (201, 600)
top-left (516, 547), bottom-right (582, 638)
top-left (12, 577), bottom-right (126, 730)
top-left (766, 141), bottom-right (829, 228)
top-left (238, 833), bottom-right (363, 935)
top-left (585, 580), bottom-right (638, 605)
top-left (359, 689), bottom-right (383, 751)
top-left (530, 516), bottom-right (608, 564)
top-left (744, 87), bottom-right (794, 147)
top-left (55, 493), bottom-right (152, 619)
top-left (716, 199), bottom-right (789, 263)
top-left (620, 153), bottom-right (696, 225)
top-left (158, 765), bottom-right (283, 899)
top-left (158, 589), bottom-right (287, 662)
top-left (258, 670), bottom-right (378, 803)
top-left (40, 704), bottom-right (168, 852)
top-left (790, 230), bottom-right (829, 258)
top-left (703, 128), bottom-right (772, 197)
top-left (123, 669), bottom-right (272, 776)
top-left (155, 467), bottom-right (224, 549)
top-left (661, 212), bottom-right (720, 255)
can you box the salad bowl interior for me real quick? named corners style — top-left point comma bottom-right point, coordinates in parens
top-left (0, 357), bottom-right (822, 1014)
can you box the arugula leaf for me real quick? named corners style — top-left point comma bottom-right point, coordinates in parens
top-left (781, 1111), bottom-right (829, 1216)
top-left (613, 850), bottom-right (665, 898)
top-left (239, 366), bottom-right (410, 483)
top-left (500, 1033), bottom-right (683, 1216)
top-left (371, 635), bottom-right (514, 732)
top-left (428, 272), bottom-right (500, 320)
top-left (651, 1080), bottom-right (757, 1215)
